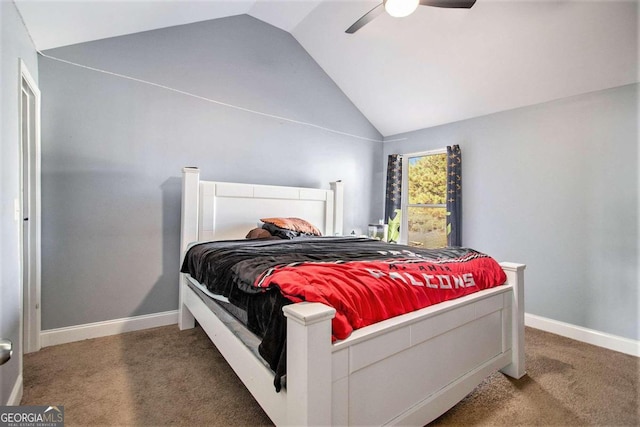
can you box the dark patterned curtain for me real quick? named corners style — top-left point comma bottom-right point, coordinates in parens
top-left (446, 145), bottom-right (462, 246)
top-left (385, 154), bottom-right (402, 242)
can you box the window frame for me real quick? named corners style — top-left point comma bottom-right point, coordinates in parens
top-left (399, 148), bottom-right (447, 246)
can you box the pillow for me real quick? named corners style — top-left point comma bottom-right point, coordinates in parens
top-left (260, 217), bottom-right (322, 236)
top-left (245, 227), bottom-right (273, 239)
top-left (261, 222), bottom-right (300, 240)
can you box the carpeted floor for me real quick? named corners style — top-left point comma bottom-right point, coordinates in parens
top-left (22, 326), bottom-right (639, 426)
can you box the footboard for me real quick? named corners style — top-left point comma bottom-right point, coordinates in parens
top-left (282, 262), bottom-right (526, 426)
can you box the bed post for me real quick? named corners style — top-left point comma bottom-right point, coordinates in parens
top-left (499, 262), bottom-right (527, 379)
top-left (330, 181), bottom-right (344, 235)
top-left (283, 302), bottom-right (336, 426)
top-left (179, 167), bottom-right (200, 330)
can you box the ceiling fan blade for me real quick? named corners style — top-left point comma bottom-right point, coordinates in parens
top-left (345, 3), bottom-right (385, 34)
top-left (419, 0), bottom-right (476, 8)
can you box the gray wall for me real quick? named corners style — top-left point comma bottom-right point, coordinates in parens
top-left (39, 15), bottom-right (383, 330)
top-left (1, 1), bottom-right (39, 403)
top-left (383, 84), bottom-right (639, 341)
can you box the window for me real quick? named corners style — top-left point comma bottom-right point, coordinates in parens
top-left (401, 150), bottom-right (447, 248)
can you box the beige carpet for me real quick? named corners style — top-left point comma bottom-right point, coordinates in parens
top-left (22, 326), bottom-right (639, 426)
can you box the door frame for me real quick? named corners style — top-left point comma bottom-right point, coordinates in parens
top-left (19, 59), bottom-right (42, 354)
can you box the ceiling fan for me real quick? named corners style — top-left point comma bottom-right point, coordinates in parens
top-left (345, 0), bottom-right (476, 34)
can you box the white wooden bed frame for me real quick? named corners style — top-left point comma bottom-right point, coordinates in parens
top-left (178, 167), bottom-right (526, 426)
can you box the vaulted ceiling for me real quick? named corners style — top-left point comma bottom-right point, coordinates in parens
top-left (14, 0), bottom-right (639, 136)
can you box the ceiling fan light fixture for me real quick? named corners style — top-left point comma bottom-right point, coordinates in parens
top-left (384, 0), bottom-right (420, 18)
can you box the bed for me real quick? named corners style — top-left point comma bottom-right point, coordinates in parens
top-left (178, 167), bottom-right (526, 426)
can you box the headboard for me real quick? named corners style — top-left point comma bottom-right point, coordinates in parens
top-left (179, 167), bottom-right (344, 258)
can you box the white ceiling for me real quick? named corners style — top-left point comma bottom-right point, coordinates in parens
top-left (14, 0), bottom-right (639, 136)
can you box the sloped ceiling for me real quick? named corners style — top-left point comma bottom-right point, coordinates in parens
top-left (14, 0), bottom-right (639, 136)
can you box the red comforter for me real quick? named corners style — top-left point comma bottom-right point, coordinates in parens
top-left (255, 253), bottom-right (506, 340)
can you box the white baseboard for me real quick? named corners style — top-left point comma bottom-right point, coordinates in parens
top-left (525, 313), bottom-right (640, 357)
top-left (40, 310), bottom-right (178, 348)
top-left (6, 374), bottom-right (23, 406)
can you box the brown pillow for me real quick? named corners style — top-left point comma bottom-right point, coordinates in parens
top-left (245, 228), bottom-right (272, 239)
top-left (260, 217), bottom-right (322, 236)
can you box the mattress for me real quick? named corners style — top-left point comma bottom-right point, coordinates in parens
top-left (185, 278), bottom-right (265, 365)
